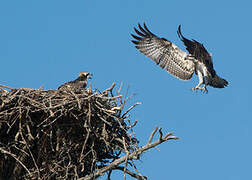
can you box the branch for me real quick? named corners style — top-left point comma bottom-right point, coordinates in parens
top-left (122, 102), bottom-right (142, 118)
top-left (79, 127), bottom-right (178, 180)
top-left (0, 147), bottom-right (31, 175)
top-left (147, 127), bottom-right (158, 144)
top-left (113, 166), bottom-right (147, 180)
top-left (0, 84), bottom-right (15, 90)
top-left (103, 82), bottom-right (116, 95)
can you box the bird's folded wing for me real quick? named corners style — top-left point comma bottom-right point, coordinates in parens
top-left (58, 81), bottom-right (73, 90)
top-left (132, 23), bottom-right (195, 80)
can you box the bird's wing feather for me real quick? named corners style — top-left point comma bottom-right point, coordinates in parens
top-left (58, 81), bottom-right (72, 90)
top-left (177, 25), bottom-right (216, 77)
top-left (131, 23), bottom-right (195, 80)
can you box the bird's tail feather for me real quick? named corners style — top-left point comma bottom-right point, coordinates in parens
top-left (208, 75), bottom-right (228, 88)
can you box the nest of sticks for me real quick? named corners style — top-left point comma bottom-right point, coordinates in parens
top-left (0, 82), bottom-right (178, 180)
top-left (0, 83), bottom-right (140, 179)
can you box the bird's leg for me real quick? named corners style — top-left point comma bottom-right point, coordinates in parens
top-left (201, 76), bottom-right (208, 94)
top-left (192, 83), bottom-right (203, 91)
top-left (192, 71), bottom-right (204, 91)
top-left (201, 85), bottom-right (208, 94)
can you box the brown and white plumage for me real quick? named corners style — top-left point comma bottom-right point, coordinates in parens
top-left (58, 72), bottom-right (92, 93)
top-left (131, 23), bottom-right (228, 93)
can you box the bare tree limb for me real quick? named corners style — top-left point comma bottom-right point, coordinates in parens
top-left (113, 166), bottom-right (147, 180)
top-left (79, 127), bottom-right (178, 180)
top-left (148, 127), bottom-right (158, 144)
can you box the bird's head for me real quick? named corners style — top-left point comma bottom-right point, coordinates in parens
top-left (79, 72), bottom-right (92, 79)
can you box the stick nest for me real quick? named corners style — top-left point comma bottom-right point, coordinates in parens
top-left (0, 83), bottom-right (139, 179)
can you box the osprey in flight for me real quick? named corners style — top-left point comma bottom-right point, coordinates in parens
top-left (131, 23), bottom-right (228, 93)
top-left (58, 72), bottom-right (92, 93)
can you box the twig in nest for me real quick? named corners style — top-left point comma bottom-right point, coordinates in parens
top-left (0, 147), bottom-right (31, 175)
top-left (122, 102), bottom-right (142, 118)
top-left (126, 120), bottom-right (138, 129)
top-left (103, 82), bottom-right (116, 96)
top-left (0, 84), bottom-right (15, 90)
top-left (19, 119), bottom-right (41, 178)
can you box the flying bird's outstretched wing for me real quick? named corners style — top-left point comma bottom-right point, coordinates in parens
top-left (131, 23), bottom-right (195, 80)
top-left (177, 25), bottom-right (216, 77)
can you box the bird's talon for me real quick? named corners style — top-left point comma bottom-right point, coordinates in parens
top-left (201, 87), bottom-right (208, 94)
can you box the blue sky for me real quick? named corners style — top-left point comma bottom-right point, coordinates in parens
top-left (0, 1), bottom-right (251, 179)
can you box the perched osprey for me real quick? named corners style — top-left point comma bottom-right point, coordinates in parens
top-left (131, 23), bottom-right (228, 93)
top-left (58, 72), bottom-right (92, 93)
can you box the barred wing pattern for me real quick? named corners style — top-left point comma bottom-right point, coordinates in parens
top-left (131, 23), bottom-right (195, 80)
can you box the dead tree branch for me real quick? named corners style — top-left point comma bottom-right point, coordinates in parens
top-left (112, 166), bottom-right (147, 180)
top-left (80, 127), bottom-right (178, 180)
